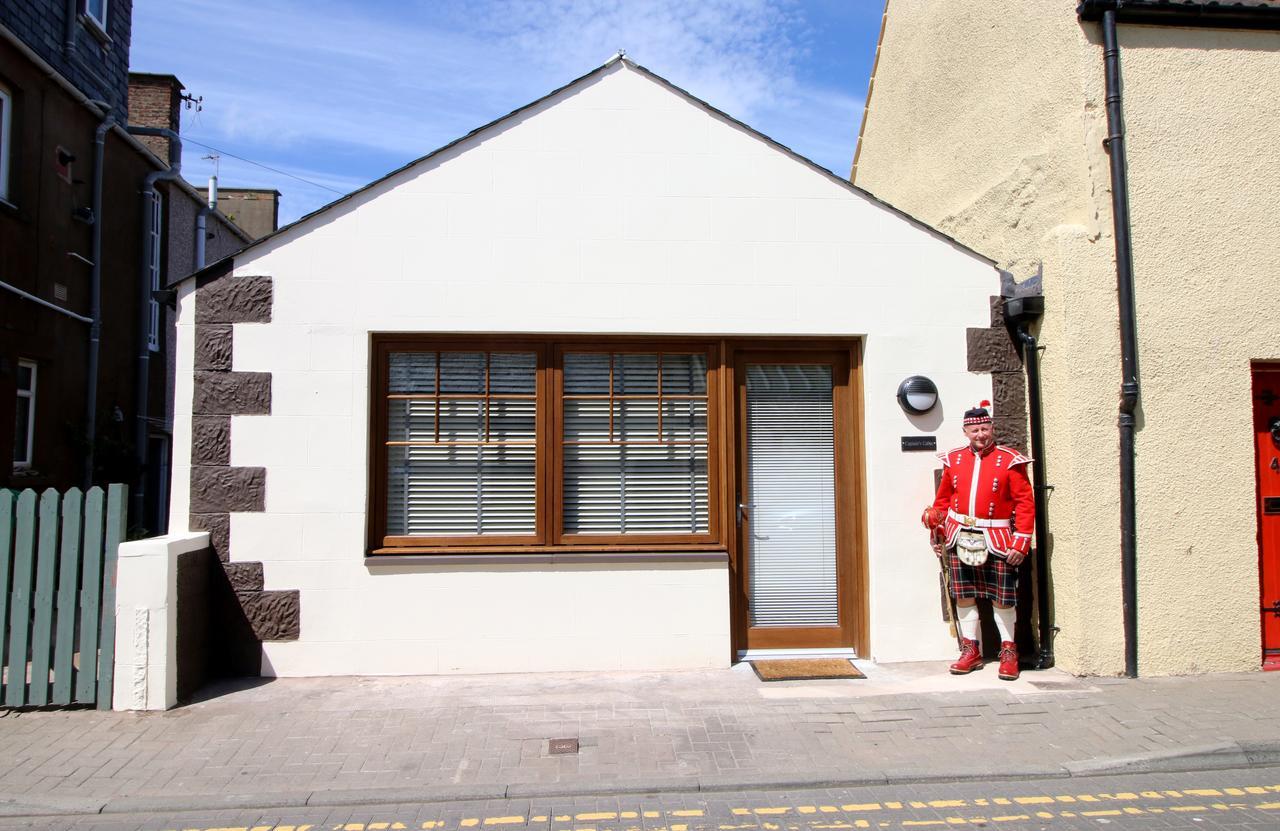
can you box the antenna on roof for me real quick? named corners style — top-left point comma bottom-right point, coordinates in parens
top-left (610, 48), bottom-right (627, 63)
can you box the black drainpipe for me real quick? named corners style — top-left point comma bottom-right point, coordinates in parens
top-left (1005, 286), bottom-right (1054, 668)
top-left (1015, 321), bottom-right (1055, 669)
top-left (83, 106), bottom-right (113, 488)
top-left (1097, 8), bottom-right (1142, 678)
top-left (125, 125), bottom-right (182, 530)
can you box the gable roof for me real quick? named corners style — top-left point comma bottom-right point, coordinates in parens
top-left (181, 55), bottom-right (994, 285)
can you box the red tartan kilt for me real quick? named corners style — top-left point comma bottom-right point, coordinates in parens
top-left (947, 548), bottom-right (1019, 606)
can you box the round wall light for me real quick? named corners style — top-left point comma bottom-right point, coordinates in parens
top-left (897, 376), bottom-right (939, 415)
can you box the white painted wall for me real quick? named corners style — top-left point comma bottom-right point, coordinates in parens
top-left (171, 60), bottom-right (998, 675)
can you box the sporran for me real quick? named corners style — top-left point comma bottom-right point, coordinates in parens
top-left (955, 529), bottom-right (988, 566)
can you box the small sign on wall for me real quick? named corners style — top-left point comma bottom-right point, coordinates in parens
top-left (901, 436), bottom-right (937, 452)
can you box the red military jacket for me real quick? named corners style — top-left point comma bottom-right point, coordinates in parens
top-left (932, 444), bottom-right (1035, 555)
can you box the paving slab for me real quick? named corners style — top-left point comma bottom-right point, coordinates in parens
top-left (0, 661), bottom-right (1277, 817)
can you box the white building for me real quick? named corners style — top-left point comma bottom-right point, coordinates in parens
top-left (167, 57), bottom-right (1005, 678)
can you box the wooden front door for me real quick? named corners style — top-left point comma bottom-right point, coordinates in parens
top-left (1254, 366), bottom-right (1280, 671)
top-left (734, 350), bottom-right (862, 652)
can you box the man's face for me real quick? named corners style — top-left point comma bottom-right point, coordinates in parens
top-left (963, 421), bottom-right (994, 452)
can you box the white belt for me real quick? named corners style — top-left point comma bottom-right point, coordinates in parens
top-left (948, 510), bottom-right (1010, 529)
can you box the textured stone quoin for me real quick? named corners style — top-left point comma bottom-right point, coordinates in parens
top-left (191, 416), bottom-right (231, 466)
top-left (195, 275), bottom-right (273, 324)
top-left (194, 371), bottom-right (271, 415)
top-left (966, 296), bottom-right (1030, 454)
top-left (224, 562), bottom-right (265, 592)
top-left (194, 324), bottom-right (233, 371)
top-left (238, 590), bottom-right (301, 641)
top-left (189, 512), bottom-right (230, 561)
top-left (190, 466), bottom-right (266, 513)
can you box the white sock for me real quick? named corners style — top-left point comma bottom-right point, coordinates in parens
top-left (993, 605), bottom-right (1016, 643)
top-left (957, 604), bottom-right (980, 640)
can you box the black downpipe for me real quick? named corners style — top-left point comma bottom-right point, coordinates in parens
top-left (83, 110), bottom-right (113, 488)
top-left (1100, 9), bottom-right (1141, 678)
top-left (1015, 324), bottom-right (1056, 669)
top-left (125, 125), bottom-right (182, 530)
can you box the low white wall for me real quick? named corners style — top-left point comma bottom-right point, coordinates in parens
top-left (260, 560), bottom-right (730, 676)
top-left (113, 531), bottom-right (210, 710)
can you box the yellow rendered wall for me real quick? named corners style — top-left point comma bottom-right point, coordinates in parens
top-left (853, 0), bottom-right (1275, 674)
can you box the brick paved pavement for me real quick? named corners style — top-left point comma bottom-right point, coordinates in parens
top-left (0, 661), bottom-right (1277, 817)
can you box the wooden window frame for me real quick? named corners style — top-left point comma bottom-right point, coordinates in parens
top-left (368, 335), bottom-right (722, 555)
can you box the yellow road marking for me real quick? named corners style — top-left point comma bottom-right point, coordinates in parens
top-left (811, 824), bottom-right (853, 829)
top-left (1053, 795), bottom-right (1075, 802)
top-left (1185, 789), bottom-right (1223, 796)
top-left (672, 824), bottom-right (688, 831)
top-left (754, 808), bottom-right (790, 815)
top-left (927, 801), bottom-right (965, 809)
top-left (622, 812), bottom-right (638, 819)
top-left (798, 807), bottom-right (817, 814)
top-left (460, 820), bottom-right (479, 828)
top-left (1258, 801), bottom-right (1280, 809)
top-left (1081, 810), bottom-right (1121, 818)
top-left (1060, 811), bottom-right (1077, 817)
top-left (645, 813), bottom-right (661, 819)
top-left (908, 803), bottom-right (927, 810)
top-left (1171, 806), bottom-right (1207, 812)
top-left (577, 814), bottom-right (617, 821)
top-left (900, 822), bottom-right (944, 827)
top-left (1076, 794), bottom-right (1099, 802)
top-left (423, 823), bottom-right (444, 829)
top-left (1122, 807), bottom-right (1144, 815)
top-left (884, 803), bottom-right (902, 810)
top-left (1139, 791), bottom-right (1164, 799)
top-left (1225, 788), bottom-right (1247, 796)
top-left (990, 799), bottom-right (1010, 806)
top-left (1163, 790), bottom-right (1183, 797)
top-left (820, 807), bottom-right (839, 814)
top-left (670, 811), bottom-right (704, 818)
top-left (1012, 796), bottom-right (1053, 805)
top-left (1246, 787), bottom-right (1269, 794)
top-left (533, 818), bottom-right (548, 823)
top-left (839, 804), bottom-right (881, 812)
top-left (554, 817), bottom-right (570, 823)
top-left (485, 818), bottom-right (525, 825)
top-left (990, 815), bottom-right (1028, 822)
top-left (1034, 812), bottom-right (1054, 819)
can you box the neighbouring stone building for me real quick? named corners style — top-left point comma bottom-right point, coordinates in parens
top-left (854, 0), bottom-right (1280, 675)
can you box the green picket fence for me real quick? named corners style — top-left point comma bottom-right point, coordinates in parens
top-left (0, 485), bottom-right (126, 710)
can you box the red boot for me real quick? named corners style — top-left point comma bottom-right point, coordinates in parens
top-left (950, 638), bottom-right (982, 675)
top-left (998, 641), bottom-right (1020, 681)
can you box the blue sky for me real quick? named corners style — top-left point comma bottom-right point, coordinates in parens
top-left (131, 1), bottom-right (884, 226)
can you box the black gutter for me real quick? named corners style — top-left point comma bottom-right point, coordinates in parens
top-left (1079, 0), bottom-right (1280, 30)
top-left (1088, 7), bottom-right (1143, 678)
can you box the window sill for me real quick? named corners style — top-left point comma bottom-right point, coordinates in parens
top-left (79, 14), bottom-right (112, 47)
top-left (366, 546), bottom-right (728, 567)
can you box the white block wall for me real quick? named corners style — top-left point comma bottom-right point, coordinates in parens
top-left (171, 61), bottom-right (997, 676)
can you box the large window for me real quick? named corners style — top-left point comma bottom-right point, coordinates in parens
top-left (371, 338), bottom-right (719, 552)
top-left (147, 191), bottom-right (162, 351)
top-left (0, 83), bottom-right (12, 203)
top-left (13, 360), bottom-right (35, 469)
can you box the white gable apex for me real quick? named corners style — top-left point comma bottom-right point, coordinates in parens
top-left (232, 59), bottom-right (991, 274)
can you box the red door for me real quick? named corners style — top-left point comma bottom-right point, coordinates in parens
top-left (1254, 367), bottom-right (1280, 670)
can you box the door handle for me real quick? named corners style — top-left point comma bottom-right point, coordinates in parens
top-left (737, 502), bottom-right (754, 526)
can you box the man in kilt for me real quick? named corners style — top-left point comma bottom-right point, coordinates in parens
top-left (921, 401), bottom-right (1034, 680)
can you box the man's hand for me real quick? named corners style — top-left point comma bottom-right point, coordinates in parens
top-left (1006, 534), bottom-right (1031, 567)
top-left (931, 540), bottom-right (945, 558)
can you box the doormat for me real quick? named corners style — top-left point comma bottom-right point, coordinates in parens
top-left (750, 659), bottom-right (865, 681)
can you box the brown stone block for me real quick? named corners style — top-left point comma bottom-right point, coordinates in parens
top-left (193, 371), bottom-right (271, 415)
top-left (194, 325), bottom-right (233, 371)
top-left (967, 327), bottom-right (1022, 374)
top-left (191, 416), bottom-right (231, 466)
top-left (224, 561), bottom-right (264, 592)
top-left (190, 466), bottom-right (266, 513)
top-left (196, 275), bottom-right (272, 324)
top-left (237, 590), bottom-right (300, 640)
top-left (993, 372), bottom-right (1029, 454)
top-left (190, 512), bottom-right (230, 562)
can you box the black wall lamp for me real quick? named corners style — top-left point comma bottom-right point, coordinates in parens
top-left (897, 376), bottom-right (939, 415)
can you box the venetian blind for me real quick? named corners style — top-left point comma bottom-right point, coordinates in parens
top-left (386, 351), bottom-right (537, 536)
top-left (562, 352), bottom-right (709, 535)
top-left (746, 364), bottom-right (838, 627)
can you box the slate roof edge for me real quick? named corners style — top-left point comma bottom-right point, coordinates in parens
top-left (182, 53), bottom-right (997, 286)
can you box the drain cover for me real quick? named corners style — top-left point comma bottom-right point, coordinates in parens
top-left (548, 738), bottom-right (579, 755)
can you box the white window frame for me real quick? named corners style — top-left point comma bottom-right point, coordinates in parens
top-left (84, 0), bottom-right (109, 31)
top-left (14, 359), bottom-right (36, 469)
top-left (0, 84), bottom-right (12, 203)
top-left (147, 190), bottom-right (162, 351)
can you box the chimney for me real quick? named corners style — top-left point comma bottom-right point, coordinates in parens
top-left (127, 73), bottom-right (184, 164)
top-left (216, 189), bottom-right (282, 240)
